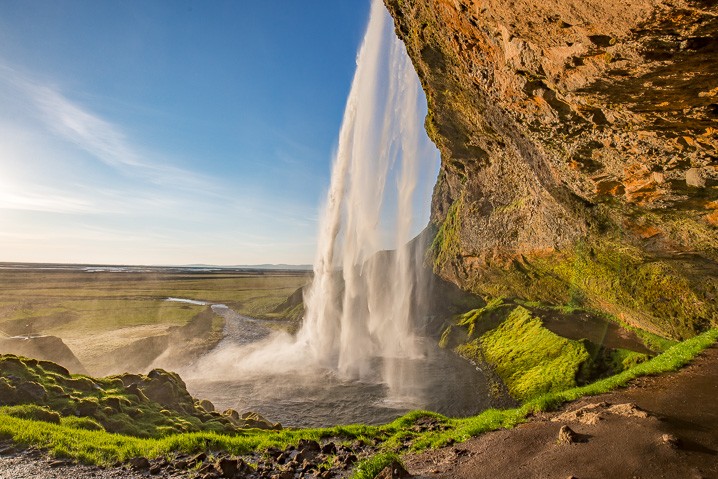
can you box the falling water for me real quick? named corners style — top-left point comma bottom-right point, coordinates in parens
top-left (295, 0), bottom-right (436, 390)
top-left (181, 1), bottom-right (503, 425)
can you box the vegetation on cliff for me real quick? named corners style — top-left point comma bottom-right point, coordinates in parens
top-left (442, 301), bottom-right (652, 402)
top-left (384, 0), bottom-right (718, 340)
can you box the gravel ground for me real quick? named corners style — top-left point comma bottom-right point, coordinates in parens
top-left (0, 446), bottom-right (158, 479)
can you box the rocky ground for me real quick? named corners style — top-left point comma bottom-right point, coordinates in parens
top-left (0, 437), bottom-right (374, 479)
top-left (2, 346), bottom-right (716, 479)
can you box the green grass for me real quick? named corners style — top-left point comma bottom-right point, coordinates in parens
top-left (350, 452), bottom-right (401, 479)
top-left (0, 329), bottom-right (714, 475)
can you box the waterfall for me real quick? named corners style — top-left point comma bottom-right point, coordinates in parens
top-left (187, 0), bottom-right (440, 404)
top-left (295, 0), bottom-right (438, 388)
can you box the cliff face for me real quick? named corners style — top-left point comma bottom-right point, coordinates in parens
top-left (384, 0), bottom-right (718, 339)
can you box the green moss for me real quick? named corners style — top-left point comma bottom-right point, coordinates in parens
top-left (473, 306), bottom-right (591, 401)
top-left (472, 238), bottom-right (718, 341)
top-left (0, 355), bottom-right (242, 438)
top-left (456, 297), bottom-right (506, 338)
top-left (431, 196), bottom-right (463, 271)
top-left (350, 452), bottom-right (401, 479)
top-left (609, 348), bottom-right (649, 371)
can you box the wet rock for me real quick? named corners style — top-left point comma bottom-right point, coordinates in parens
top-left (149, 463), bottom-right (163, 474)
top-left (0, 379), bottom-right (18, 405)
top-left (241, 411), bottom-right (282, 430)
top-left (321, 442), bottom-right (337, 455)
top-left (125, 383), bottom-right (149, 402)
top-left (557, 425), bottom-right (580, 445)
top-left (299, 439), bottom-right (321, 452)
top-left (188, 452), bottom-right (208, 467)
top-left (141, 369), bottom-right (196, 414)
top-left (215, 457), bottom-right (240, 477)
top-left (0, 444), bottom-right (18, 455)
top-left (197, 462), bottom-right (217, 474)
top-left (76, 398), bottom-right (99, 416)
top-left (376, 460), bottom-right (412, 479)
top-left (15, 381), bottom-right (47, 402)
top-left (128, 457), bottom-right (150, 470)
top-left (38, 360), bottom-right (70, 377)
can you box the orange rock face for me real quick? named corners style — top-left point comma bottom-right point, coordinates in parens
top-left (385, 0), bottom-right (718, 337)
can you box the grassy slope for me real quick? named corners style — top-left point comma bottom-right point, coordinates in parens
top-left (0, 329), bottom-right (714, 477)
top-left (446, 301), bottom-right (652, 402)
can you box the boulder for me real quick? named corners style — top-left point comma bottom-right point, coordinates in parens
top-left (15, 381), bottom-right (47, 403)
top-left (241, 411), bottom-right (282, 430)
top-left (557, 425), bottom-right (580, 445)
top-left (376, 460), bottom-right (412, 479)
top-left (199, 399), bottom-right (215, 412)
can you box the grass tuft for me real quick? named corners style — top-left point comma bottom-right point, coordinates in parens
top-left (350, 452), bottom-right (401, 479)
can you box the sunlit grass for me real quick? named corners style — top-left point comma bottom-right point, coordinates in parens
top-left (1, 328), bottom-right (714, 477)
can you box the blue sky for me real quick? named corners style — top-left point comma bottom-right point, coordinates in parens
top-left (0, 1), bottom-right (435, 266)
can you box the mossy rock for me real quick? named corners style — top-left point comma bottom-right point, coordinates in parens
top-left (61, 416), bottom-right (105, 431)
top-left (0, 354), bottom-right (275, 438)
top-left (453, 304), bottom-right (657, 402)
top-left (2, 404), bottom-right (60, 424)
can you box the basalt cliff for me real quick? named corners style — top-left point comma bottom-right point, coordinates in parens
top-left (384, 0), bottom-right (718, 340)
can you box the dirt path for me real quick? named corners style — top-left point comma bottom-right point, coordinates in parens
top-left (404, 346), bottom-right (718, 479)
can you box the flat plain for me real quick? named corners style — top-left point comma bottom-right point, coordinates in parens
top-left (0, 264), bottom-right (309, 375)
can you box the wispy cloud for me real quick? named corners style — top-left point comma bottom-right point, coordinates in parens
top-left (0, 187), bottom-right (94, 214)
top-left (0, 62), bottom-right (211, 190)
top-left (0, 60), bottom-right (319, 264)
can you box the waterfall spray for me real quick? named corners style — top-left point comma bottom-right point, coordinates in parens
top-left (184, 0), bottom-right (439, 405)
top-left (296, 0), bottom-right (437, 388)
top-left (178, 0), bottom-right (496, 424)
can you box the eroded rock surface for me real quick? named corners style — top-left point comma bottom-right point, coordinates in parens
top-left (385, 0), bottom-right (718, 338)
